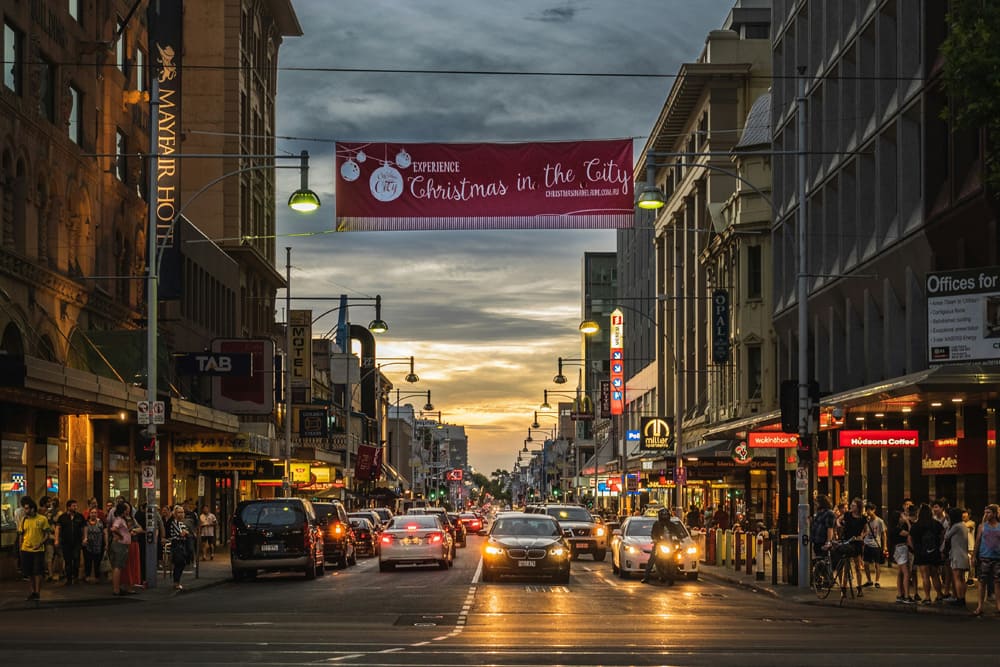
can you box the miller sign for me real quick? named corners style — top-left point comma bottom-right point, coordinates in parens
top-left (640, 417), bottom-right (675, 454)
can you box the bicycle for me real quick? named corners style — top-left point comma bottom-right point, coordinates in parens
top-left (832, 539), bottom-right (862, 603)
top-left (811, 551), bottom-right (834, 600)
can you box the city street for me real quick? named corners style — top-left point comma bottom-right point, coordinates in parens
top-left (1, 535), bottom-right (993, 666)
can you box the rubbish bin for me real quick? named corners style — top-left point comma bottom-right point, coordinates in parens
top-left (781, 535), bottom-right (798, 585)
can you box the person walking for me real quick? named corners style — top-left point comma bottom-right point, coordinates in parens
top-left (862, 502), bottom-right (887, 589)
top-left (943, 506), bottom-right (969, 606)
top-left (16, 496), bottom-right (51, 601)
top-left (972, 503), bottom-right (1000, 616)
top-left (840, 498), bottom-right (869, 597)
top-left (54, 499), bottom-right (86, 585)
top-left (166, 505), bottom-right (193, 591)
top-left (199, 505), bottom-right (219, 561)
top-left (81, 508), bottom-right (106, 583)
top-left (909, 503), bottom-right (945, 604)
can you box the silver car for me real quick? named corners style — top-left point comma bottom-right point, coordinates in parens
top-left (378, 514), bottom-right (454, 571)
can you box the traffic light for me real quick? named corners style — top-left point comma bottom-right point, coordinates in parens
top-left (136, 429), bottom-right (156, 462)
top-left (552, 487), bottom-right (561, 498)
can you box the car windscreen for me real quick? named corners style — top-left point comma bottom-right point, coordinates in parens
top-left (389, 516), bottom-right (439, 530)
top-left (373, 509), bottom-right (392, 521)
top-left (625, 519), bottom-right (654, 537)
top-left (239, 503), bottom-right (306, 528)
top-left (545, 507), bottom-right (592, 523)
top-left (350, 518), bottom-right (371, 529)
top-left (492, 518), bottom-right (560, 537)
top-left (313, 505), bottom-right (341, 521)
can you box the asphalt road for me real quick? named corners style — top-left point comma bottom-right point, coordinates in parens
top-left (1, 534), bottom-right (993, 666)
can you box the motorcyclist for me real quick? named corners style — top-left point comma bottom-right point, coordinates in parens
top-left (641, 508), bottom-right (673, 584)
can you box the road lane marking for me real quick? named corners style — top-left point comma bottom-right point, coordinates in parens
top-left (325, 654), bottom-right (362, 662)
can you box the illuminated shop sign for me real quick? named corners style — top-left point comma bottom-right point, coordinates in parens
top-left (838, 430), bottom-right (919, 448)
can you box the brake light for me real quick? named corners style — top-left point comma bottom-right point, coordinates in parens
top-left (380, 534), bottom-right (393, 545)
top-left (330, 523), bottom-right (344, 537)
top-left (428, 532), bottom-right (443, 544)
top-left (405, 523), bottom-right (419, 531)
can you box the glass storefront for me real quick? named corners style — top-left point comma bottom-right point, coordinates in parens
top-left (1, 440), bottom-right (27, 549)
top-left (108, 446), bottom-right (131, 502)
top-left (32, 441), bottom-right (60, 500)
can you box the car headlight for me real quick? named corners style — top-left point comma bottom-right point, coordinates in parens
top-left (595, 527), bottom-right (606, 537)
top-left (484, 545), bottom-right (504, 556)
top-left (686, 546), bottom-right (698, 555)
top-left (625, 545), bottom-right (640, 555)
top-left (549, 547), bottom-right (566, 557)
top-left (658, 544), bottom-right (672, 554)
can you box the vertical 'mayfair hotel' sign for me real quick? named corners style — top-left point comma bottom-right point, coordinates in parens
top-left (609, 308), bottom-right (624, 416)
top-left (148, 0), bottom-right (182, 249)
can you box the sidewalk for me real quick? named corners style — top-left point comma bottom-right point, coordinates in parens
top-left (699, 562), bottom-right (990, 617)
top-left (0, 557), bottom-right (231, 611)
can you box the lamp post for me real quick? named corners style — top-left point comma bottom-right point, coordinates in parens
top-left (143, 72), bottom-right (320, 585)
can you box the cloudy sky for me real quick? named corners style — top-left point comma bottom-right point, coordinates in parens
top-left (273, 0), bottom-right (736, 476)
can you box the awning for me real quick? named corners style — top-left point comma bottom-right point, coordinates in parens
top-left (681, 439), bottom-right (735, 459)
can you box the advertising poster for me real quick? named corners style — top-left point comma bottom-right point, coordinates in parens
top-left (927, 266), bottom-right (1000, 364)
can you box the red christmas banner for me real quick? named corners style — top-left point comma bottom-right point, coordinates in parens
top-left (335, 140), bottom-right (634, 231)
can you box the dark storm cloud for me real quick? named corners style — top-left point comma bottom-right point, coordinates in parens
top-left (276, 0), bottom-right (737, 473)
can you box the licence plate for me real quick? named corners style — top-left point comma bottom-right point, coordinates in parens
top-left (574, 542), bottom-right (592, 549)
top-left (260, 544), bottom-right (279, 552)
top-left (518, 560), bottom-right (536, 568)
top-left (403, 537), bottom-right (420, 545)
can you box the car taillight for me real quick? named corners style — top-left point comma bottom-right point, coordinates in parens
top-left (380, 534), bottom-right (393, 545)
top-left (428, 532), bottom-right (443, 544)
top-left (330, 523), bottom-right (344, 538)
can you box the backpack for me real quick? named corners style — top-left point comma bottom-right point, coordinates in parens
top-left (811, 510), bottom-right (832, 545)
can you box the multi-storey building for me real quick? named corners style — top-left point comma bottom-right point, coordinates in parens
top-left (0, 1), bottom-right (303, 577)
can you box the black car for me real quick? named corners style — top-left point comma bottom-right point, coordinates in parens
top-left (230, 498), bottom-right (326, 581)
top-left (448, 512), bottom-right (468, 547)
top-left (349, 517), bottom-right (378, 557)
top-left (313, 501), bottom-right (357, 568)
top-left (480, 512), bottom-right (571, 583)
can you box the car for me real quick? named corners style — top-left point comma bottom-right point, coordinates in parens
top-left (610, 516), bottom-right (700, 580)
top-left (371, 507), bottom-right (394, 525)
top-left (480, 512), bottom-right (571, 583)
top-left (349, 517), bottom-right (378, 557)
top-left (527, 504), bottom-right (607, 561)
top-left (350, 509), bottom-right (385, 532)
top-left (407, 507), bottom-right (459, 556)
top-left (314, 501), bottom-right (357, 568)
top-left (378, 514), bottom-right (454, 571)
top-left (457, 512), bottom-right (485, 535)
top-left (230, 498), bottom-right (326, 581)
top-left (448, 513), bottom-right (468, 547)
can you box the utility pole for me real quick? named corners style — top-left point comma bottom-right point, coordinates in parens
top-left (796, 70), bottom-right (811, 589)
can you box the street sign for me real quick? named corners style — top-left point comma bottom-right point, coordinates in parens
top-left (152, 400), bottom-right (165, 424)
top-left (141, 465), bottom-right (155, 489)
top-left (137, 400), bottom-right (150, 425)
top-left (446, 469), bottom-right (463, 482)
top-left (197, 474), bottom-right (206, 497)
top-left (795, 466), bottom-right (808, 491)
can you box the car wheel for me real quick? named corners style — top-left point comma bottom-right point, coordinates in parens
top-left (592, 549), bottom-right (607, 562)
top-left (687, 572), bottom-right (699, 581)
top-left (304, 557), bottom-right (317, 580)
top-left (438, 559), bottom-right (449, 570)
top-left (379, 560), bottom-right (394, 572)
top-left (315, 560), bottom-right (326, 577)
top-left (232, 567), bottom-right (255, 582)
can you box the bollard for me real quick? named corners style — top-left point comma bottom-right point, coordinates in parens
top-left (755, 531), bottom-right (766, 580)
top-left (706, 528), bottom-right (716, 565)
top-left (746, 532), bottom-right (754, 575)
top-left (723, 529), bottom-right (733, 568)
top-left (734, 531), bottom-right (742, 570)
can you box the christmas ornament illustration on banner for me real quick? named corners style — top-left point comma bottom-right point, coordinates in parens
top-left (336, 144), bottom-right (411, 201)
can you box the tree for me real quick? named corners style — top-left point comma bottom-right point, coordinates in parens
top-left (941, 0), bottom-right (1000, 194)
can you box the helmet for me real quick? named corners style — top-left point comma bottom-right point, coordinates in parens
top-left (657, 508), bottom-right (670, 521)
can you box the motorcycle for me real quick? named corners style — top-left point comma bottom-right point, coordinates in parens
top-left (650, 535), bottom-right (684, 585)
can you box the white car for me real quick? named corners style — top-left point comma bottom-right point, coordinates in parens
top-left (378, 514), bottom-right (454, 571)
top-left (610, 516), bottom-right (699, 580)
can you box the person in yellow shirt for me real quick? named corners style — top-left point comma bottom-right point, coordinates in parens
top-left (17, 496), bottom-right (51, 601)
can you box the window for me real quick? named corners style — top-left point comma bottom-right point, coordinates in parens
top-left (115, 129), bottom-right (127, 182)
top-left (135, 48), bottom-right (145, 91)
top-left (38, 54), bottom-right (55, 122)
top-left (747, 245), bottom-right (763, 299)
top-left (747, 345), bottom-right (762, 400)
top-left (115, 18), bottom-right (126, 72)
top-left (4, 22), bottom-right (22, 94)
top-left (68, 85), bottom-right (82, 144)
top-left (68, 0), bottom-right (81, 24)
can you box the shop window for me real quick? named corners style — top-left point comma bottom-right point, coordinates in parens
top-left (33, 442), bottom-right (60, 501)
top-left (1, 440), bottom-right (27, 549)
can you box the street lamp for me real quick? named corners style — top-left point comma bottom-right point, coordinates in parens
top-left (143, 77), bottom-right (320, 584)
top-left (312, 295), bottom-right (390, 337)
top-left (552, 357), bottom-right (587, 385)
top-left (392, 389), bottom-right (433, 493)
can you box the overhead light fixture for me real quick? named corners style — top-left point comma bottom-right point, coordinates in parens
top-left (636, 183), bottom-right (666, 210)
top-left (553, 373), bottom-right (567, 384)
top-left (952, 397), bottom-right (963, 403)
top-left (287, 151), bottom-right (321, 212)
top-left (931, 402), bottom-right (942, 407)
top-left (404, 372), bottom-right (419, 383)
top-left (855, 416), bottom-right (866, 422)
top-left (901, 407), bottom-right (912, 413)
top-left (579, 319), bottom-right (600, 335)
top-left (875, 413), bottom-right (884, 418)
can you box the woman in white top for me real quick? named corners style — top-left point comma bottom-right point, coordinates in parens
top-left (198, 506), bottom-right (218, 561)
